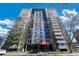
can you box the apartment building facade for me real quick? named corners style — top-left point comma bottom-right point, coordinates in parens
top-left (1, 8), bottom-right (70, 51)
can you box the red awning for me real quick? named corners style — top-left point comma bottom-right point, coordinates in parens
top-left (41, 40), bottom-right (49, 45)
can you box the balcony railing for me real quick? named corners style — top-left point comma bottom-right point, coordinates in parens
top-left (58, 45), bottom-right (68, 49)
top-left (57, 40), bottom-right (67, 43)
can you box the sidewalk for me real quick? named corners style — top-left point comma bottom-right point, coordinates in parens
top-left (3, 51), bottom-right (79, 56)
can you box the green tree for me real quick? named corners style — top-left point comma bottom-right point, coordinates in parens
top-left (6, 31), bottom-right (25, 51)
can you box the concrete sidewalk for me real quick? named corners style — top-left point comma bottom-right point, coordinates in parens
top-left (3, 51), bottom-right (79, 56)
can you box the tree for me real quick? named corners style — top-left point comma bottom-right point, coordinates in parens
top-left (68, 15), bottom-right (79, 53)
top-left (6, 31), bottom-right (25, 51)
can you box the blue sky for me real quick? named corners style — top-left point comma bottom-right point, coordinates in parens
top-left (0, 3), bottom-right (79, 20)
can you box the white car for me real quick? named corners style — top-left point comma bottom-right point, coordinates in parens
top-left (0, 49), bottom-right (6, 55)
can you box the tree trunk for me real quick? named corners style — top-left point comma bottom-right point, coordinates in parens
top-left (24, 43), bottom-right (26, 52)
top-left (17, 43), bottom-right (20, 52)
top-left (69, 43), bottom-right (72, 53)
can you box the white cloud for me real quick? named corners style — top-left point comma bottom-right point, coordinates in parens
top-left (62, 9), bottom-right (78, 18)
top-left (6, 25), bottom-right (13, 28)
top-left (60, 16), bottom-right (70, 23)
top-left (0, 19), bottom-right (14, 36)
top-left (0, 27), bottom-right (9, 35)
top-left (0, 19), bottom-right (14, 25)
top-left (60, 9), bottom-right (78, 26)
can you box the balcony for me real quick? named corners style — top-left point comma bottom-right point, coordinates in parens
top-left (54, 32), bottom-right (62, 35)
top-left (55, 36), bottom-right (64, 39)
top-left (53, 29), bottom-right (61, 31)
top-left (58, 45), bottom-right (68, 49)
top-left (53, 26), bottom-right (60, 29)
top-left (57, 40), bottom-right (67, 43)
top-left (51, 20), bottom-right (57, 23)
top-left (51, 19), bottom-right (57, 21)
top-left (52, 23), bottom-right (58, 26)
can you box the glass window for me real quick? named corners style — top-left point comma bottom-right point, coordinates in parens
top-left (44, 26), bottom-right (49, 28)
top-left (45, 28), bottom-right (49, 32)
top-left (35, 36), bottom-right (37, 38)
top-left (40, 35), bottom-right (42, 38)
top-left (45, 33), bottom-right (50, 38)
top-left (40, 29), bottom-right (42, 31)
top-left (40, 32), bottom-right (42, 34)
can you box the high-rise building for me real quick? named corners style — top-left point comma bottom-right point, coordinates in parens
top-left (1, 8), bottom-right (70, 51)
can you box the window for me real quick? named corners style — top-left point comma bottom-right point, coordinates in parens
top-left (40, 35), bottom-right (42, 38)
top-left (35, 36), bottom-right (37, 38)
top-left (45, 33), bottom-right (50, 38)
top-left (45, 25), bottom-right (48, 28)
top-left (45, 28), bottom-right (49, 33)
top-left (40, 29), bottom-right (42, 31)
top-left (44, 23), bottom-right (48, 26)
top-left (35, 32), bottom-right (37, 34)
top-left (40, 32), bottom-right (42, 34)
